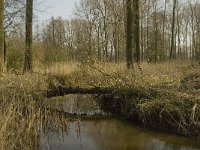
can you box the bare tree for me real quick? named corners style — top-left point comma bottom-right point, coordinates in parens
top-left (133, 0), bottom-right (140, 63)
top-left (0, 0), bottom-right (4, 72)
top-left (38, 0), bottom-right (200, 64)
top-left (23, 0), bottom-right (33, 73)
top-left (170, 0), bottom-right (177, 60)
top-left (162, 0), bottom-right (168, 60)
top-left (126, 0), bottom-right (133, 69)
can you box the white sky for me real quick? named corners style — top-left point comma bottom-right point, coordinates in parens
top-left (35, 0), bottom-right (80, 22)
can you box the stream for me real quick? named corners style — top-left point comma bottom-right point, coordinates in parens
top-left (41, 94), bottom-right (200, 150)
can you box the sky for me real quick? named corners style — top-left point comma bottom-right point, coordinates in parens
top-left (35, 0), bottom-right (80, 22)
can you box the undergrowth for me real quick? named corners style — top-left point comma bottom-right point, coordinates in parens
top-left (0, 60), bottom-right (199, 150)
top-left (0, 74), bottom-right (72, 150)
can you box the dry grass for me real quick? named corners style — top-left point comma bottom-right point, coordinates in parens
top-left (40, 60), bottom-right (199, 138)
top-left (0, 60), bottom-right (199, 149)
top-left (38, 60), bottom-right (198, 90)
top-left (0, 73), bottom-right (47, 150)
top-left (34, 61), bottom-right (79, 76)
top-left (0, 73), bottom-right (64, 150)
top-left (88, 61), bottom-right (200, 138)
top-left (0, 72), bottom-right (80, 150)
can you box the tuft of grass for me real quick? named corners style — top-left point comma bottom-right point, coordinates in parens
top-left (0, 72), bottom-right (81, 150)
top-left (0, 73), bottom-right (47, 149)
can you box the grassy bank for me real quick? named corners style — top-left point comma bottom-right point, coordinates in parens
top-left (0, 61), bottom-right (199, 149)
top-left (43, 61), bottom-right (200, 138)
top-left (98, 84), bottom-right (200, 138)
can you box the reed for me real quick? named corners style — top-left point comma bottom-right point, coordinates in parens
top-left (0, 60), bottom-right (199, 149)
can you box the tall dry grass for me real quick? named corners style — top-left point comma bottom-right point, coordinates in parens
top-left (0, 74), bottom-right (47, 150)
top-left (0, 72), bottom-right (79, 150)
top-left (38, 60), bottom-right (198, 90)
top-left (0, 60), bottom-right (199, 149)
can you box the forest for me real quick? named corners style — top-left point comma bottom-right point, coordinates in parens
top-left (2, 0), bottom-right (200, 70)
top-left (0, 0), bottom-right (200, 149)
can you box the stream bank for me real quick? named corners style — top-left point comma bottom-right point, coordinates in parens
top-left (42, 94), bottom-right (200, 150)
top-left (47, 71), bottom-right (200, 139)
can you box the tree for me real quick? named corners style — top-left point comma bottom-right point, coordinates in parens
top-left (126, 0), bottom-right (133, 69)
top-left (23, 0), bottom-right (33, 73)
top-left (133, 0), bottom-right (140, 63)
top-left (0, 0), bottom-right (4, 73)
top-left (170, 0), bottom-right (177, 60)
top-left (162, 0), bottom-right (168, 60)
top-left (42, 17), bottom-right (69, 63)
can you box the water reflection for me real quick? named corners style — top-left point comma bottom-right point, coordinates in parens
top-left (85, 120), bottom-right (200, 150)
top-left (42, 94), bottom-right (200, 150)
top-left (47, 94), bottom-right (105, 116)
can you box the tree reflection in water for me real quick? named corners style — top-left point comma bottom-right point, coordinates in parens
top-left (5, 94), bottom-right (199, 150)
top-left (40, 94), bottom-right (200, 150)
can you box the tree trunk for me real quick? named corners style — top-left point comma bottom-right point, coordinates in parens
top-left (0, 0), bottom-right (4, 73)
top-left (4, 31), bottom-right (6, 70)
top-left (162, 0), bottom-right (167, 60)
top-left (154, 21), bottom-right (158, 63)
top-left (97, 25), bottom-right (101, 61)
top-left (140, 15), bottom-right (144, 61)
top-left (126, 0), bottom-right (133, 69)
top-left (146, 0), bottom-right (151, 61)
top-left (170, 0), bottom-right (177, 60)
top-left (24, 0), bottom-right (33, 73)
top-left (133, 0), bottom-right (140, 63)
top-left (185, 22), bottom-right (188, 59)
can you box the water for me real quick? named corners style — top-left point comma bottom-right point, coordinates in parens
top-left (42, 94), bottom-right (200, 150)
top-left (46, 94), bottom-right (105, 116)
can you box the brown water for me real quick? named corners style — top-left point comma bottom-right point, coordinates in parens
top-left (42, 95), bottom-right (200, 150)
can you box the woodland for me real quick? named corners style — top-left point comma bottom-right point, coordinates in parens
top-left (0, 0), bottom-right (200, 149)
